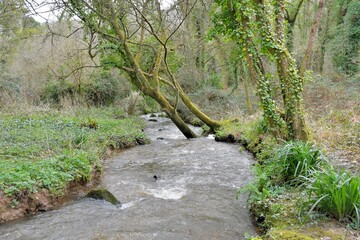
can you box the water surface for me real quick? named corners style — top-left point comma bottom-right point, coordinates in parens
top-left (0, 115), bottom-right (255, 239)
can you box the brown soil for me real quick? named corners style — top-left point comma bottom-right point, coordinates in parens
top-left (0, 169), bottom-right (101, 223)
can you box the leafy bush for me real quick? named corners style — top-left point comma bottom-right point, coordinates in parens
top-left (267, 141), bottom-right (323, 184)
top-left (40, 80), bottom-right (76, 105)
top-left (40, 71), bottom-right (121, 107)
top-left (84, 72), bottom-right (120, 106)
top-left (331, 0), bottom-right (360, 75)
top-left (305, 166), bottom-right (360, 226)
top-left (238, 161), bottom-right (289, 230)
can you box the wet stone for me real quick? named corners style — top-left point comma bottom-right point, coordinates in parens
top-left (86, 188), bottom-right (120, 205)
top-left (136, 137), bottom-right (148, 145)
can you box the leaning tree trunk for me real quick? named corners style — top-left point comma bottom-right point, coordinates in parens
top-left (124, 67), bottom-right (198, 139)
top-left (67, 0), bottom-right (198, 139)
top-left (176, 85), bottom-right (221, 130)
top-left (149, 90), bottom-right (198, 138)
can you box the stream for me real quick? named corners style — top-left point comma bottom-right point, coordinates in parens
top-left (0, 114), bottom-right (256, 239)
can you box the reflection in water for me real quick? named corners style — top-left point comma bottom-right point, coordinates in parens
top-left (0, 114), bottom-right (256, 240)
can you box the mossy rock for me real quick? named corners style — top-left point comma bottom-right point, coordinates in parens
top-left (268, 229), bottom-right (315, 240)
top-left (268, 227), bottom-right (347, 240)
top-left (136, 137), bottom-right (150, 145)
top-left (86, 188), bottom-right (120, 205)
top-left (214, 134), bottom-right (236, 143)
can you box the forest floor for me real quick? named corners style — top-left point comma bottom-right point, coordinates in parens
top-left (0, 107), bottom-right (148, 223)
top-left (304, 76), bottom-right (360, 172)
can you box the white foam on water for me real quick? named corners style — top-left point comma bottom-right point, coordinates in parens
top-left (120, 201), bottom-right (135, 210)
top-left (145, 187), bottom-right (187, 200)
top-left (207, 134), bottom-right (215, 139)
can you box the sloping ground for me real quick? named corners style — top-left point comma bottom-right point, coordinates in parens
top-left (0, 108), bottom-right (148, 222)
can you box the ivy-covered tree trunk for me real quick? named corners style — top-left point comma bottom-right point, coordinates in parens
top-left (276, 50), bottom-right (308, 140)
top-left (211, 0), bottom-right (309, 141)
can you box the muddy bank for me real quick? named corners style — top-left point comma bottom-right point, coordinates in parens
top-left (0, 169), bottom-right (101, 223)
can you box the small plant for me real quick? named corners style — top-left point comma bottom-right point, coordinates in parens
top-left (238, 162), bottom-right (288, 230)
top-left (267, 141), bottom-right (323, 184)
top-left (80, 118), bottom-right (98, 129)
top-left (305, 166), bottom-right (360, 226)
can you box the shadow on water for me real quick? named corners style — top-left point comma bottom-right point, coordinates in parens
top-left (0, 114), bottom-right (256, 240)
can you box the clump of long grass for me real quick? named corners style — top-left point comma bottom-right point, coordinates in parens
top-left (267, 141), bottom-right (323, 184)
top-left (305, 166), bottom-right (360, 227)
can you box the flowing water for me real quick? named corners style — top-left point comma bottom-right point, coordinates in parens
top-left (0, 115), bottom-right (256, 239)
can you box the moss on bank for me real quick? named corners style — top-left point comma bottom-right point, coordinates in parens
top-left (0, 107), bottom-right (148, 222)
top-left (214, 117), bottom-right (360, 240)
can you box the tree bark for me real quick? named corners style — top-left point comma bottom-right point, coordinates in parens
top-left (151, 91), bottom-right (198, 138)
top-left (300, 0), bottom-right (327, 75)
top-left (177, 84), bottom-right (221, 129)
top-left (241, 63), bottom-right (253, 115)
top-left (277, 51), bottom-right (309, 141)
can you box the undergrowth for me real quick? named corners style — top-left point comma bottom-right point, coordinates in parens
top-left (305, 166), bottom-right (360, 228)
top-left (0, 107), bottom-right (148, 197)
top-left (230, 117), bottom-right (360, 239)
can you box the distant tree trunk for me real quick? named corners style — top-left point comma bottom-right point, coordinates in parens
top-left (241, 63), bottom-right (253, 115)
top-left (317, 4), bottom-right (331, 73)
top-left (300, 0), bottom-right (327, 75)
top-left (214, 38), bottom-right (231, 89)
top-left (286, 0), bottom-right (306, 51)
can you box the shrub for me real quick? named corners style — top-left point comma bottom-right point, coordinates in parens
top-left (40, 81), bottom-right (76, 106)
top-left (40, 71), bottom-right (123, 107)
top-left (305, 166), bottom-right (360, 226)
top-left (84, 71), bottom-right (120, 106)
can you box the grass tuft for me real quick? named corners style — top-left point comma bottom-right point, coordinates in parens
top-left (268, 141), bottom-right (324, 185)
top-left (305, 166), bottom-right (360, 226)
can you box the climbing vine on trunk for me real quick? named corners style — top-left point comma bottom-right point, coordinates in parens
top-left (211, 0), bottom-right (309, 141)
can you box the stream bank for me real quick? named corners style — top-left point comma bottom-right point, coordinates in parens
top-left (0, 114), bottom-right (256, 239)
top-left (0, 109), bottom-right (147, 223)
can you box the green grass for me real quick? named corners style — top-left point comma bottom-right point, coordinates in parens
top-left (0, 108), bottom-right (148, 196)
top-left (268, 141), bottom-right (324, 185)
top-left (305, 166), bottom-right (360, 227)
